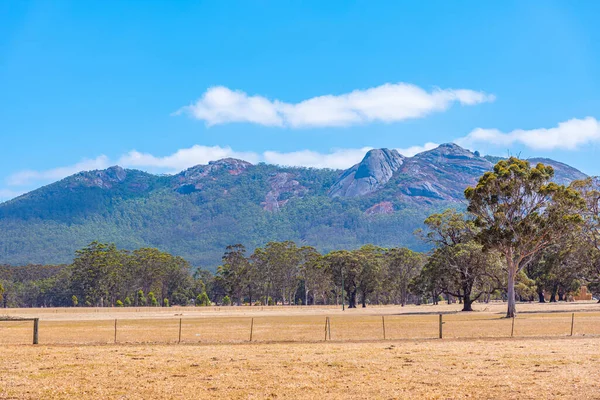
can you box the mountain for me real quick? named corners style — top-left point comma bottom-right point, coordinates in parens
top-left (0, 144), bottom-right (588, 268)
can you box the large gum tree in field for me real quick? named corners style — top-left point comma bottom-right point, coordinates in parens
top-left (465, 157), bottom-right (583, 318)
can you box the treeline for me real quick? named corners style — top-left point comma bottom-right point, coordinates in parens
top-left (1, 158), bottom-right (600, 315)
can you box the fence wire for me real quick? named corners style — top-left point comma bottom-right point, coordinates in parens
top-left (2, 311), bottom-right (599, 345)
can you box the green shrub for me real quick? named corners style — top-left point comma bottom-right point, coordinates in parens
top-left (116, 299), bottom-right (124, 307)
top-left (124, 297), bottom-right (131, 307)
top-left (148, 292), bottom-right (158, 307)
top-left (222, 295), bottom-right (231, 306)
top-left (137, 290), bottom-right (146, 306)
top-left (163, 298), bottom-right (169, 307)
top-left (267, 296), bottom-right (274, 306)
top-left (196, 292), bottom-right (210, 306)
top-left (71, 295), bottom-right (78, 307)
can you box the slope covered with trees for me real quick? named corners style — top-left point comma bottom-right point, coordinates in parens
top-left (0, 145), bottom-right (587, 269)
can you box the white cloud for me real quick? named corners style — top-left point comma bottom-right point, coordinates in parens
top-left (176, 83), bottom-right (495, 128)
top-left (6, 156), bottom-right (110, 187)
top-left (119, 145), bottom-right (261, 172)
top-left (456, 117), bottom-right (600, 150)
top-left (396, 142), bottom-right (439, 157)
top-left (263, 147), bottom-right (373, 169)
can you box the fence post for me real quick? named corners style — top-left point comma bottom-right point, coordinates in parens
top-left (178, 318), bottom-right (182, 344)
top-left (570, 313), bottom-right (575, 336)
top-left (324, 317), bottom-right (328, 341)
top-left (382, 316), bottom-right (386, 340)
top-left (114, 319), bottom-right (117, 344)
top-left (439, 314), bottom-right (443, 339)
top-left (250, 317), bottom-right (254, 342)
top-left (328, 317), bottom-right (331, 340)
top-left (511, 316), bottom-right (515, 338)
top-left (33, 318), bottom-right (39, 345)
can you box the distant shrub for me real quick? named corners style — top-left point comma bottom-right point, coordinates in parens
top-left (71, 295), bottom-right (78, 307)
top-left (267, 296), bottom-right (274, 306)
top-left (124, 297), bottom-right (131, 307)
top-left (137, 290), bottom-right (146, 306)
top-left (196, 292), bottom-right (210, 306)
top-left (222, 295), bottom-right (231, 306)
top-left (116, 299), bottom-right (124, 307)
top-left (148, 292), bottom-right (158, 307)
top-left (163, 298), bottom-right (169, 307)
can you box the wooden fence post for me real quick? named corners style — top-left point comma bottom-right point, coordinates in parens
top-left (382, 316), bottom-right (386, 340)
top-left (178, 318), bottom-right (182, 344)
top-left (328, 317), bottom-right (331, 341)
top-left (439, 314), bottom-right (443, 339)
top-left (570, 313), bottom-right (575, 336)
top-left (250, 318), bottom-right (254, 342)
top-left (511, 316), bottom-right (515, 338)
top-left (33, 318), bottom-right (39, 345)
top-left (324, 317), bottom-right (328, 341)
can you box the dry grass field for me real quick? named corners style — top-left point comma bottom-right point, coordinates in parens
top-left (1, 302), bottom-right (600, 399)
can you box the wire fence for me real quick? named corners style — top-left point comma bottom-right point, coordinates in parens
top-left (2, 311), bottom-right (600, 345)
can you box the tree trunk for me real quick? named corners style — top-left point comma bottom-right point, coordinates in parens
top-left (348, 290), bottom-right (357, 308)
top-left (462, 296), bottom-right (473, 312)
top-left (462, 284), bottom-right (473, 312)
top-left (537, 289), bottom-right (545, 303)
top-left (361, 293), bottom-right (366, 308)
top-left (506, 265), bottom-right (517, 318)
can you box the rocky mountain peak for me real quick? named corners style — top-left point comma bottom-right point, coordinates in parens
top-left (329, 148), bottom-right (405, 198)
top-left (70, 166), bottom-right (127, 189)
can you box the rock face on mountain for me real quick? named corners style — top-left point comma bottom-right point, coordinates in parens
top-left (329, 149), bottom-right (405, 197)
top-left (330, 143), bottom-right (493, 203)
top-left (395, 143), bottom-right (493, 202)
top-left (70, 166), bottom-right (128, 189)
top-left (0, 144), bottom-right (589, 268)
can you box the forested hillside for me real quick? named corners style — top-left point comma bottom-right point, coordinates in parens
top-left (0, 144), bottom-right (587, 269)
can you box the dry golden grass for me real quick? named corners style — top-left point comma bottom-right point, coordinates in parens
top-left (1, 337), bottom-right (599, 399)
top-left (1, 303), bottom-right (600, 398)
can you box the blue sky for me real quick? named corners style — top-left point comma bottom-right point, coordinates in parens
top-left (2, 0), bottom-right (600, 201)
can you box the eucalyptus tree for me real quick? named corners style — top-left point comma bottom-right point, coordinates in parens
top-left (571, 177), bottom-right (600, 301)
top-left (324, 250), bottom-right (362, 308)
top-left (218, 244), bottom-right (251, 306)
top-left (465, 158), bottom-right (584, 317)
top-left (419, 209), bottom-right (504, 311)
top-left (384, 247), bottom-right (425, 306)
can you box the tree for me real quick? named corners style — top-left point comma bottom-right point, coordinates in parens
top-left (385, 247), bottom-right (425, 306)
top-left (465, 158), bottom-right (584, 317)
top-left (298, 246), bottom-right (331, 305)
top-left (218, 244), bottom-right (251, 306)
top-left (71, 295), bottom-right (78, 307)
top-left (419, 210), bottom-right (504, 311)
top-left (324, 250), bottom-right (362, 308)
top-left (571, 177), bottom-right (600, 301)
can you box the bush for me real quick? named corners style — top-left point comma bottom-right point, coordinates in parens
top-left (124, 297), bottom-right (131, 307)
top-left (222, 295), bottom-right (231, 306)
top-left (137, 290), bottom-right (146, 306)
top-left (71, 295), bottom-right (78, 307)
top-left (267, 296), bottom-right (274, 306)
top-left (116, 299), bottom-right (124, 307)
top-left (163, 298), bottom-right (169, 307)
top-left (196, 292), bottom-right (210, 306)
top-left (148, 292), bottom-right (158, 307)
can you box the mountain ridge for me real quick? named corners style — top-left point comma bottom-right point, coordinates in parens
top-left (0, 144), bottom-right (588, 268)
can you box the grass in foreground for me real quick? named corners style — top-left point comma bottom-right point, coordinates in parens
top-left (1, 337), bottom-right (599, 399)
